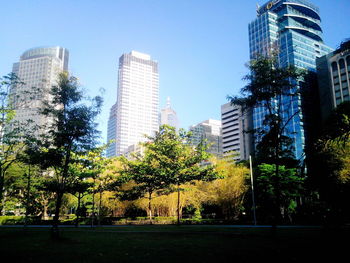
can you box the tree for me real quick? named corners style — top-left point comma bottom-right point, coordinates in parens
top-left (120, 125), bottom-right (219, 224)
top-left (27, 72), bottom-right (102, 235)
top-left (307, 102), bottom-right (350, 224)
top-left (200, 157), bottom-right (249, 220)
top-left (255, 163), bottom-right (303, 223)
top-left (0, 73), bottom-right (39, 214)
top-left (229, 53), bottom-right (305, 223)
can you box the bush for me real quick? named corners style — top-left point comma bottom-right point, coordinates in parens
top-left (0, 216), bottom-right (25, 225)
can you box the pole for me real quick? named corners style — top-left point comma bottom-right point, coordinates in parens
top-left (249, 155), bottom-right (257, 225)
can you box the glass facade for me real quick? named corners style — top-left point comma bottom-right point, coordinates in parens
top-left (248, 0), bottom-right (333, 161)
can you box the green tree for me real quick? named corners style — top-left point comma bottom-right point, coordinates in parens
top-left (27, 72), bottom-right (102, 235)
top-left (229, 54), bottom-right (305, 222)
top-left (0, 73), bottom-right (39, 214)
top-left (256, 163), bottom-right (303, 223)
top-left (120, 125), bottom-right (219, 224)
top-left (307, 101), bottom-right (350, 224)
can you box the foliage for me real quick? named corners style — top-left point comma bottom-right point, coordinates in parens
top-left (26, 72), bottom-right (102, 230)
top-left (200, 157), bottom-right (249, 220)
top-left (119, 125), bottom-right (219, 223)
top-left (0, 73), bottom-right (38, 214)
top-left (256, 163), bottom-right (303, 222)
top-left (228, 53), bottom-right (305, 222)
top-left (307, 102), bottom-right (350, 223)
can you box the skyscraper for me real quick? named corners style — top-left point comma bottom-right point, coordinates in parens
top-left (107, 51), bottom-right (159, 156)
top-left (160, 97), bottom-right (179, 131)
top-left (189, 119), bottom-right (222, 157)
top-left (248, 0), bottom-right (333, 160)
top-left (106, 102), bottom-right (117, 157)
top-left (11, 46), bottom-right (69, 128)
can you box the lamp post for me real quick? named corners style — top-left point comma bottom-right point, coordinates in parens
top-left (249, 155), bottom-right (257, 225)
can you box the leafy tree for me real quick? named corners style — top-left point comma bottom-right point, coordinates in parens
top-left (229, 53), bottom-right (305, 222)
top-left (307, 102), bottom-right (350, 224)
top-left (27, 72), bottom-right (102, 235)
top-left (256, 163), bottom-right (303, 223)
top-left (0, 73), bottom-right (39, 214)
top-left (120, 125), bottom-right (219, 224)
top-left (200, 157), bottom-right (249, 220)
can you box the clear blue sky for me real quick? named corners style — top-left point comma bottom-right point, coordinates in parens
top-left (1, 0), bottom-right (349, 144)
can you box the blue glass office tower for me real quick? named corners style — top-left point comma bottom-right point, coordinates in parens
top-left (248, 0), bottom-right (333, 161)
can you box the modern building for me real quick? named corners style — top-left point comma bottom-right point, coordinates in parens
top-left (248, 0), bottom-right (333, 160)
top-left (107, 51), bottom-right (159, 157)
top-left (106, 102), bottom-right (117, 157)
top-left (189, 119), bottom-right (222, 157)
top-left (11, 46), bottom-right (69, 129)
top-left (316, 41), bottom-right (350, 122)
top-left (221, 103), bottom-right (252, 161)
top-left (160, 97), bottom-right (179, 131)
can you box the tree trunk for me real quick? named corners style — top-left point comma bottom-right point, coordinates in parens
top-left (148, 191), bottom-right (153, 224)
top-left (25, 167), bottom-right (31, 226)
top-left (91, 189), bottom-right (95, 228)
top-left (0, 169), bottom-right (5, 215)
top-left (75, 192), bottom-right (81, 227)
top-left (52, 191), bottom-right (64, 239)
top-left (177, 184), bottom-right (181, 225)
top-left (98, 190), bottom-right (102, 226)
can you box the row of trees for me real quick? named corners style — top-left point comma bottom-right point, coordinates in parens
top-left (0, 72), bottom-right (251, 233)
top-left (1, 46), bottom-right (349, 231)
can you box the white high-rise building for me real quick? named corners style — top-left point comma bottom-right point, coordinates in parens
top-left (107, 51), bottom-right (159, 156)
top-left (221, 103), bottom-right (252, 161)
top-left (11, 46), bottom-right (69, 128)
top-left (160, 97), bottom-right (179, 131)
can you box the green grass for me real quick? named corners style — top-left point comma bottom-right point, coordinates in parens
top-left (0, 225), bottom-right (348, 262)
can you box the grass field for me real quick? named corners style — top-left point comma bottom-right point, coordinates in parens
top-left (0, 225), bottom-right (348, 262)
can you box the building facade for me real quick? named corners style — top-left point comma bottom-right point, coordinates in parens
top-left (189, 119), bottom-right (222, 157)
top-left (107, 51), bottom-right (159, 156)
top-left (221, 103), bottom-right (252, 161)
top-left (317, 42), bottom-right (350, 122)
top-left (11, 46), bottom-right (69, 128)
top-left (160, 97), bottom-right (179, 131)
top-left (248, 0), bottom-right (333, 160)
top-left (106, 102), bottom-right (117, 157)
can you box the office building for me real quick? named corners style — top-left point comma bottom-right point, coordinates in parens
top-left (106, 103), bottom-right (117, 157)
top-left (317, 41), bottom-right (350, 122)
top-left (248, 0), bottom-right (333, 160)
top-left (11, 46), bottom-right (69, 128)
top-left (160, 97), bottom-right (179, 130)
top-left (221, 103), bottom-right (252, 161)
top-left (189, 119), bottom-right (222, 157)
top-left (107, 51), bottom-right (159, 156)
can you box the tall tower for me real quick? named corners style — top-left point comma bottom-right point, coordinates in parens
top-left (248, 0), bottom-right (333, 160)
top-left (110, 51), bottom-right (159, 156)
top-left (160, 97), bottom-right (179, 130)
top-left (11, 46), bottom-right (69, 128)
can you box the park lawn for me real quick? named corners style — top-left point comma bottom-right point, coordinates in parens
top-left (0, 226), bottom-right (347, 263)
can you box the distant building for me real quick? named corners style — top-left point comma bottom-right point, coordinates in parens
top-left (160, 97), bottom-right (179, 130)
top-left (11, 46), bottom-right (69, 129)
top-left (221, 103), bottom-right (252, 161)
top-left (106, 51), bottom-right (159, 157)
top-left (189, 119), bottom-right (222, 157)
top-left (317, 42), bottom-right (350, 122)
top-left (106, 103), bottom-right (117, 157)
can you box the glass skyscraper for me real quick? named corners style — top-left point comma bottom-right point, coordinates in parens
top-left (248, 0), bottom-right (333, 160)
